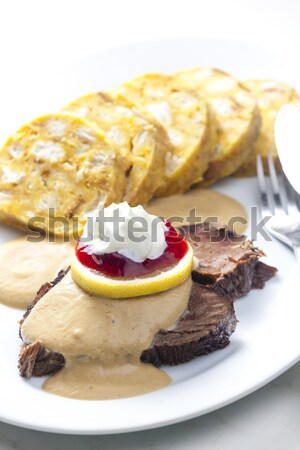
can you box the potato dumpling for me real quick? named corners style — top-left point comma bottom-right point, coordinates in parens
top-left (235, 79), bottom-right (300, 176)
top-left (62, 92), bottom-right (171, 205)
top-left (112, 73), bottom-right (217, 196)
top-left (175, 67), bottom-right (260, 185)
top-left (0, 113), bottom-right (128, 236)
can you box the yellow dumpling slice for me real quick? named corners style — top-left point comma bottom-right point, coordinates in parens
top-left (0, 113), bottom-right (128, 236)
top-left (61, 92), bottom-right (171, 205)
top-left (112, 73), bottom-right (217, 196)
top-left (235, 79), bottom-right (300, 176)
top-left (175, 67), bottom-right (260, 185)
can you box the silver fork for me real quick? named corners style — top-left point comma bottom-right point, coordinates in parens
top-left (256, 153), bottom-right (300, 266)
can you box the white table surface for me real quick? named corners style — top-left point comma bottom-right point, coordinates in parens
top-left (1, 0), bottom-right (300, 448)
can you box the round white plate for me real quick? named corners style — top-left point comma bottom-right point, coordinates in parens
top-left (0, 38), bottom-right (299, 435)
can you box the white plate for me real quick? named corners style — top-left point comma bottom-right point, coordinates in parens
top-left (0, 38), bottom-right (300, 435)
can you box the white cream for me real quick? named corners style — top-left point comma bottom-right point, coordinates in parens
top-left (80, 202), bottom-right (167, 263)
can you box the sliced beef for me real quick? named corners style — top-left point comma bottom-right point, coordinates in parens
top-left (18, 268), bottom-right (69, 378)
top-left (182, 223), bottom-right (277, 300)
top-left (252, 261), bottom-right (277, 289)
top-left (18, 342), bottom-right (65, 378)
top-left (18, 223), bottom-right (277, 378)
top-left (141, 283), bottom-right (236, 366)
top-left (19, 276), bottom-right (237, 376)
top-left (20, 268), bottom-right (70, 330)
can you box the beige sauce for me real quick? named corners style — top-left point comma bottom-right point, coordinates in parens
top-left (147, 187), bottom-right (248, 235)
top-left (21, 273), bottom-right (192, 400)
top-left (0, 237), bottom-right (74, 309)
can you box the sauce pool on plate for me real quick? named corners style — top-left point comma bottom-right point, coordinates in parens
top-left (0, 237), bottom-right (74, 309)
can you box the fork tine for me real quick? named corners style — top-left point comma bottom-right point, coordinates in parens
top-left (282, 172), bottom-right (300, 215)
top-left (256, 154), bottom-right (272, 217)
top-left (267, 153), bottom-right (286, 214)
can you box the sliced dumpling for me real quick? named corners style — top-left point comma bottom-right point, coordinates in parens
top-left (62, 92), bottom-right (171, 205)
top-left (112, 73), bottom-right (217, 196)
top-left (175, 67), bottom-right (260, 184)
top-left (0, 113), bottom-right (128, 236)
top-left (235, 79), bottom-right (300, 176)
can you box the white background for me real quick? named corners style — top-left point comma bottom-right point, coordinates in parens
top-left (0, 0), bottom-right (300, 449)
top-left (1, 0), bottom-right (300, 121)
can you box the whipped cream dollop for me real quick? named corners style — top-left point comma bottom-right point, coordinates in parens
top-left (80, 202), bottom-right (167, 263)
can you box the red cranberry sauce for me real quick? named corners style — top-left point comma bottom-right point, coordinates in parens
top-left (75, 221), bottom-right (188, 278)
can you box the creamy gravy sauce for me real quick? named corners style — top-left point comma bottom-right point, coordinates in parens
top-left (0, 237), bottom-right (74, 309)
top-left (21, 273), bottom-right (192, 400)
top-left (147, 186), bottom-right (248, 235)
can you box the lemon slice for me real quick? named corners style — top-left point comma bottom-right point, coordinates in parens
top-left (71, 244), bottom-right (193, 298)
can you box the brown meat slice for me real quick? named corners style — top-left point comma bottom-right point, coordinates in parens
top-left (18, 268), bottom-right (69, 378)
top-left (19, 276), bottom-right (237, 376)
top-left (19, 268), bottom-right (70, 331)
top-left (18, 223), bottom-right (277, 377)
top-left (18, 342), bottom-right (65, 378)
top-left (141, 283), bottom-right (236, 366)
top-left (182, 223), bottom-right (277, 300)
